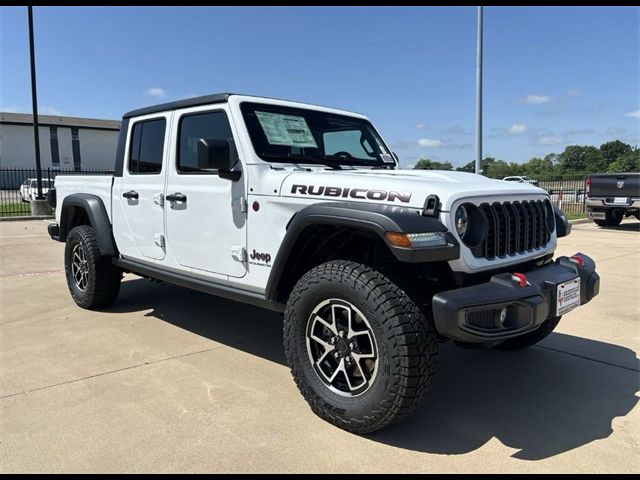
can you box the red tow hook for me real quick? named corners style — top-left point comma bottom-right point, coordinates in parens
top-left (511, 272), bottom-right (528, 287)
top-left (570, 255), bottom-right (584, 268)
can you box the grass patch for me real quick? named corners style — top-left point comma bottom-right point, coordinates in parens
top-left (0, 202), bottom-right (33, 217)
top-left (563, 212), bottom-right (587, 220)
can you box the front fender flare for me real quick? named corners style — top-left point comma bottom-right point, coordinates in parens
top-left (264, 201), bottom-right (459, 301)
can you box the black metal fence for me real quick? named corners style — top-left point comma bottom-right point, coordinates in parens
top-left (538, 177), bottom-right (587, 217)
top-left (0, 167), bottom-right (114, 217)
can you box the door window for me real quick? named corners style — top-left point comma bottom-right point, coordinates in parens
top-left (128, 118), bottom-right (166, 174)
top-left (177, 111), bottom-right (233, 173)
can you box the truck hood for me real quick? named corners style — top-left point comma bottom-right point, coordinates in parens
top-left (280, 169), bottom-right (548, 211)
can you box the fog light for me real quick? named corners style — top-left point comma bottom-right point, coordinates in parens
top-left (497, 307), bottom-right (508, 326)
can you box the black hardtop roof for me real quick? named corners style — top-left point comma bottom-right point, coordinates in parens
top-left (123, 93), bottom-right (233, 119)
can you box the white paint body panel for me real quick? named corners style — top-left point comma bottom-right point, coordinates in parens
top-left (164, 103), bottom-right (247, 278)
top-left (53, 94), bottom-right (558, 295)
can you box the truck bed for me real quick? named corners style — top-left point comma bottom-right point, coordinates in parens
top-left (54, 175), bottom-right (114, 223)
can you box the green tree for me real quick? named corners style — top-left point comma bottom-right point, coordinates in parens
top-left (607, 149), bottom-right (640, 173)
top-left (485, 159), bottom-right (514, 178)
top-left (414, 158), bottom-right (453, 170)
top-left (600, 140), bottom-right (632, 164)
top-left (456, 157), bottom-right (496, 174)
top-left (559, 145), bottom-right (606, 174)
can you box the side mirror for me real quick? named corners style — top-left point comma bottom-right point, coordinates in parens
top-left (197, 138), bottom-right (241, 181)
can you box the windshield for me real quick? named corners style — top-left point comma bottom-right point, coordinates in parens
top-left (241, 102), bottom-right (394, 168)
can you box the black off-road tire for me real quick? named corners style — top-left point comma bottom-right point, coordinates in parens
top-left (64, 225), bottom-right (122, 309)
top-left (594, 209), bottom-right (623, 227)
top-left (493, 315), bottom-right (562, 351)
top-left (283, 260), bottom-right (437, 434)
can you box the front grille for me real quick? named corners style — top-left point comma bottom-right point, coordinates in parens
top-left (476, 200), bottom-right (552, 259)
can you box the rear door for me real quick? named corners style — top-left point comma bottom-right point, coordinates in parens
top-left (114, 114), bottom-right (170, 261)
top-left (164, 105), bottom-right (247, 278)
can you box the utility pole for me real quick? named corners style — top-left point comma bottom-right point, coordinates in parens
top-left (28, 6), bottom-right (44, 200)
top-left (475, 6), bottom-right (483, 175)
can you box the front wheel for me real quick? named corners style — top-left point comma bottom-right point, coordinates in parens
top-left (283, 260), bottom-right (437, 434)
top-left (493, 315), bottom-right (561, 351)
top-left (64, 225), bottom-right (122, 309)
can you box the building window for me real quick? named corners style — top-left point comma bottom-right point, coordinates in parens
top-left (71, 127), bottom-right (81, 171)
top-left (49, 127), bottom-right (60, 168)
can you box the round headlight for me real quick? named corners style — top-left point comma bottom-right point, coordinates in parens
top-left (455, 205), bottom-right (469, 238)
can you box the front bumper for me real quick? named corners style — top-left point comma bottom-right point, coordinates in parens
top-left (432, 253), bottom-right (599, 343)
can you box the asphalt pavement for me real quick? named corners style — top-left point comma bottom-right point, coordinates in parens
top-left (0, 219), bottom-right (638, 473)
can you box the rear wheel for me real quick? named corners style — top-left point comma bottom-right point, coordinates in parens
top-left (493, 315), bottom-right (561, 351)
top-left (594, 209), bottom-right (623, 227)
top-left (283, 260), bottom-right (438, 434)
top-left (65, 225), bottom-right (122, 309)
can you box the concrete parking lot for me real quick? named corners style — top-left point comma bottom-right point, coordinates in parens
top-left (0, 218), bottom-right (638, 473)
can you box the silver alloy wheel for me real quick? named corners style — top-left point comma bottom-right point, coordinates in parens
top-left (71, 243), bottom-right (89, 291)
top-left (305, 298), bottom-right (379, 397)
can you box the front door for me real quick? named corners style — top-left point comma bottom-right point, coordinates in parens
top-left (165, 106), bottom-right (246, 278)
top-left (114, 114), bottom-right (169, 261)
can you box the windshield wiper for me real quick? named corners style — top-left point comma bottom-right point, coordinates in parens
top-left (261, 153), bottom-right (342, 170)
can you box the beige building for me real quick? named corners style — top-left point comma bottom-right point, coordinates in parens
top-left (0, 112), bottom-right (120, 171)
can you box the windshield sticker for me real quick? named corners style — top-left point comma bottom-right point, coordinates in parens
top-left (255, 111), bottom-right (318, 148)
top-left (379, 153), bottom-right (395, 164)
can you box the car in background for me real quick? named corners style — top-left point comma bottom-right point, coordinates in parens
top-left (586, 172), bottom-right (640, 227)
top-left (20, 178), bottom-right (53, 202)
top-left (502, 175), bottom-right (539, 186)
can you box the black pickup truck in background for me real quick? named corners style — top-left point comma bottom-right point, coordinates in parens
top-left (586, 173), bottom-right (640, 227)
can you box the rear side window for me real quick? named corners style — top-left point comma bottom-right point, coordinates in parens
top-left (129, 118), bottom-right (166, 174)
top-left (178, 111), bottom-right (233, 173)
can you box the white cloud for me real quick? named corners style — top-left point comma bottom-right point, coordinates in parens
top-left (536, 136), bottom-right (562, 146)
top-left (403, 164), bottom-right (415, 170)
top-left (625, 109), bottom-right (640, 118)
top-left (415, 123), bottom-right (427, 130)
top-left (567, 90), bottom-right (580, 96)
top-left (41, 106), bottom-right (63, 115)
top-left (524, 94), bottom-right (551, 105)
top-left (145, 87), bottom-right (166, 98)
top-left (417, 138), bottom-right (442, 148)
top-left (508, 123), bottom-right (528, 135)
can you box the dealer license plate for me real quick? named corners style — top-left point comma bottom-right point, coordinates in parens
top-left (613, 197), bottom-right (629, 204)
top-left (556, 278), bottom-right (581, 316)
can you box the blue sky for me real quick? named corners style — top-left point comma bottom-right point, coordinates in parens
top-left (1, 6), bottom-right (638, 168)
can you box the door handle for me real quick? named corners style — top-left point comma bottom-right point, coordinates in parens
top-left (166, 193), bottom-right (187, 203)
top-left (122, 190), bottom-right (139, 199)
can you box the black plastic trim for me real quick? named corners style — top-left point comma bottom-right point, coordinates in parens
top-left (123, 93), bottom-right (232, 119)
top-left (265, 201), bottom-right (459, 301)
top-left (554, 205), bottom-right (572, 238)
top-left (113, 117), bottom-right (130, 177)
top-left (113, 257), bottom-right (284, 312)
top-left (432, 253), bottom-right (599, 343)
top-left (47, 223), bottom-right (60, 241)
top-left (58, 194), bottom-right (117, 256)
top-left (47, 188), bottom-right (56, 209)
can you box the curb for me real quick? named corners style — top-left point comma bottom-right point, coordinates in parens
top-left (569, 218), bottom-right (591, 225)
top-left (0, 215), bottom-right (54, 222)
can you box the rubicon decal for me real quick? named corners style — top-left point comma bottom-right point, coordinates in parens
top-left (291, 185), bottom-right (411, 203)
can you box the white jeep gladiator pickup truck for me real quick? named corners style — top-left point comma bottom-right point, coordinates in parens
top-left (47, 93), bottom-right (600, 433)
